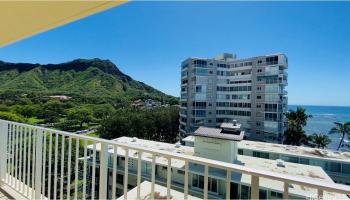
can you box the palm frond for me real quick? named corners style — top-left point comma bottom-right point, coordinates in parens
top-left (329, 127), bottom-right (339, 134)
top-left (334, 122), bottom-right (343, 127)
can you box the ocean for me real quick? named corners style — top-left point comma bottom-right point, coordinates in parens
top-left (288, 105), bottom-right (350, 150)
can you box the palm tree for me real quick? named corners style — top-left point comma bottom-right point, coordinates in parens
top-left (284, 107), bottom-right (312, 146)
top-left (329, 122), bottom-right (350, 150)
top-left (285, 107), bottom-right (311, 127)
top-left (308, 133), bottom-right (331, 149)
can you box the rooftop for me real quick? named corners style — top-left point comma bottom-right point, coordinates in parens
top-left (183, 136), bottom-right (350, 163)
top-left (240, 140), bottom-right (350, 163)
top-left (220, 122), bottom-right (241, 130)
top-left (89, 136), bottom-right (345, 198)
top-left (117, 181), bottom-right (201, 200)
top-left (193, 126), bottom-right (244, 141)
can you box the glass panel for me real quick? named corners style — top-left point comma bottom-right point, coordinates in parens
top-left (259, 189), bottom-right (267, 200)
top-left (192, 174), bottom-right (198, 187)
top-left (199, 175), bottom-right (204, 189)
top-left (342, 163), bottom-right (350, 174)
top-left (240, 185), bottom-right (250, 199)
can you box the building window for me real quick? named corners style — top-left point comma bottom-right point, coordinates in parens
top-left (253, 151), bottom-right (269, 159)
top-left (117, 174), bottom-right (124, 184)
top-left (196, 85), bottom-right (202, 93)
top-left (265, 104), bottom-right (278, 112)
top-left (266, 56), bottom-right (278, 65)
top-left (257, 96), bottom-right (262, 99)
top-left (195, 68), bottom-right (208, 76)
top-left (177, 170), bottom-right (185, 175)
top-left (265, 113), bottom-right (278, 121)
top-left (192, 174), bottom-right (204, 189)
top-left (208, 177), bottom-right (218, 193)
top-left (193, 101), bottom-right (206, 109)
top-left (327, 162), bottom-right (341, 173)
top-left (192, 174), bottom-right (218, 193)
top-left (270, 191), bottom-right (283, 199)
top-left (193, 59), bottom-right (207, 66)
top-left (240, 185), bottom-right (250, 199)
top-left (192, 110), bottom-right (206, 117)
top-left (300, 158), bottom-right (310, 165)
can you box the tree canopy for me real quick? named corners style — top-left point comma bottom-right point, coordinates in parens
top-left (283, 107), bottom-right (312, 146)
top-left (329, 122), bottom-right (350, 150)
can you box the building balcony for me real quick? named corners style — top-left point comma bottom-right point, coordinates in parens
top-left (0, 119), bottom-right (349, 199)
top-left (279, 79), bottom-right (288, 85)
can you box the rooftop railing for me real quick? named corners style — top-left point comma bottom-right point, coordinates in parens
top-left (0, 119), bottom-right (349, 199)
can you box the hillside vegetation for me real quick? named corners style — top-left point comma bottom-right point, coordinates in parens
top-left (0, 58), bottom-right (179, 143)
top-left (0, 58), bottom-right (178, 104)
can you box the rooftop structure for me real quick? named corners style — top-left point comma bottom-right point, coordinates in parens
top-left (117, 181), bottom-right (201, 200)
top-left (183, 135), bottom-right (350, 185)
top-left (193, 126), bottom-right (244, 141)
top-left (184, 135), bottom-right (350, 161)
top-left (88, 136), bottom-right (346, 199)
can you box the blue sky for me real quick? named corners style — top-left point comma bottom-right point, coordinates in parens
top-left (0, 2), bottom-right (350, 106)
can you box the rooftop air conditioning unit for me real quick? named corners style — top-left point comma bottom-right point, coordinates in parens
top-left (276, 159), bottom-right (285, 167)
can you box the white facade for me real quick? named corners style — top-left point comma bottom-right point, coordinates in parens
top-left (194, 136), bottom-right (238, 163)
top-left (180, 53), bottom-right (288, 143)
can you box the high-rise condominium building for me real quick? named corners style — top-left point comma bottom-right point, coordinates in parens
top-left (179, 53), bottom-right (288, 142)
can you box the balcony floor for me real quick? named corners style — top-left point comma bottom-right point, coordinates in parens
top-left (0, 189), bottom-right (11, 200)
top-left (0, 181), bottom-right (27, 200)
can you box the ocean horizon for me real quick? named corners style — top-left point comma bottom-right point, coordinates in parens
top-left (288, 105), bottom-right (350, 150)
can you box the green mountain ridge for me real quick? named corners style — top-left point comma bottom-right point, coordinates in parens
top-left (0, 58), bottom-right (177, 103)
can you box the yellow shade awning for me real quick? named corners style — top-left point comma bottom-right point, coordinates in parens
top-left (0, 0), bottom-right (126, 47)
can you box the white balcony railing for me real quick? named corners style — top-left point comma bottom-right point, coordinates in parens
top-left (0, 119), bottom-right (350, 199)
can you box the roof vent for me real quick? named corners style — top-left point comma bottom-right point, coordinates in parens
top-left (232, 120), bottom-right (237, 126)
top-left (321, 150), bottom-right (329, 156)
top-left (343, 152), bottom-right (350, 157)
top-left (131, 137), bottom-right (137, 142)
top-left (276, 159), bottom-right (285, 167)
top-left (285, 145), bottom-right (297, 151)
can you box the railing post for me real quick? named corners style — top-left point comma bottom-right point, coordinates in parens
top-left (184, 161), bottom-right (189, 200)
top-left (204, 165), bottom-right (208, 200)
top-left (251, 175), bottom-right (259, 199)
top-left (99, 143), bottom-right (108, 200)
top-left (284, 182), bottom-right (289, 199)
top-left (0, 121), bottom-right (8, 183)
top-left (166, 157), bottom-right (171, 199)
top-left (123, 148), bottom-right (129, 200)
top-left (137, 151), bottom-right (142, 199)
top-left (151, 154), bottom-right (156, 200)
top-left (35, 129), bottom-right (43, 200)
top-left (318, 189), bottom-right (323, 200)
top-left (226, 170), bottom-right (231, 200)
